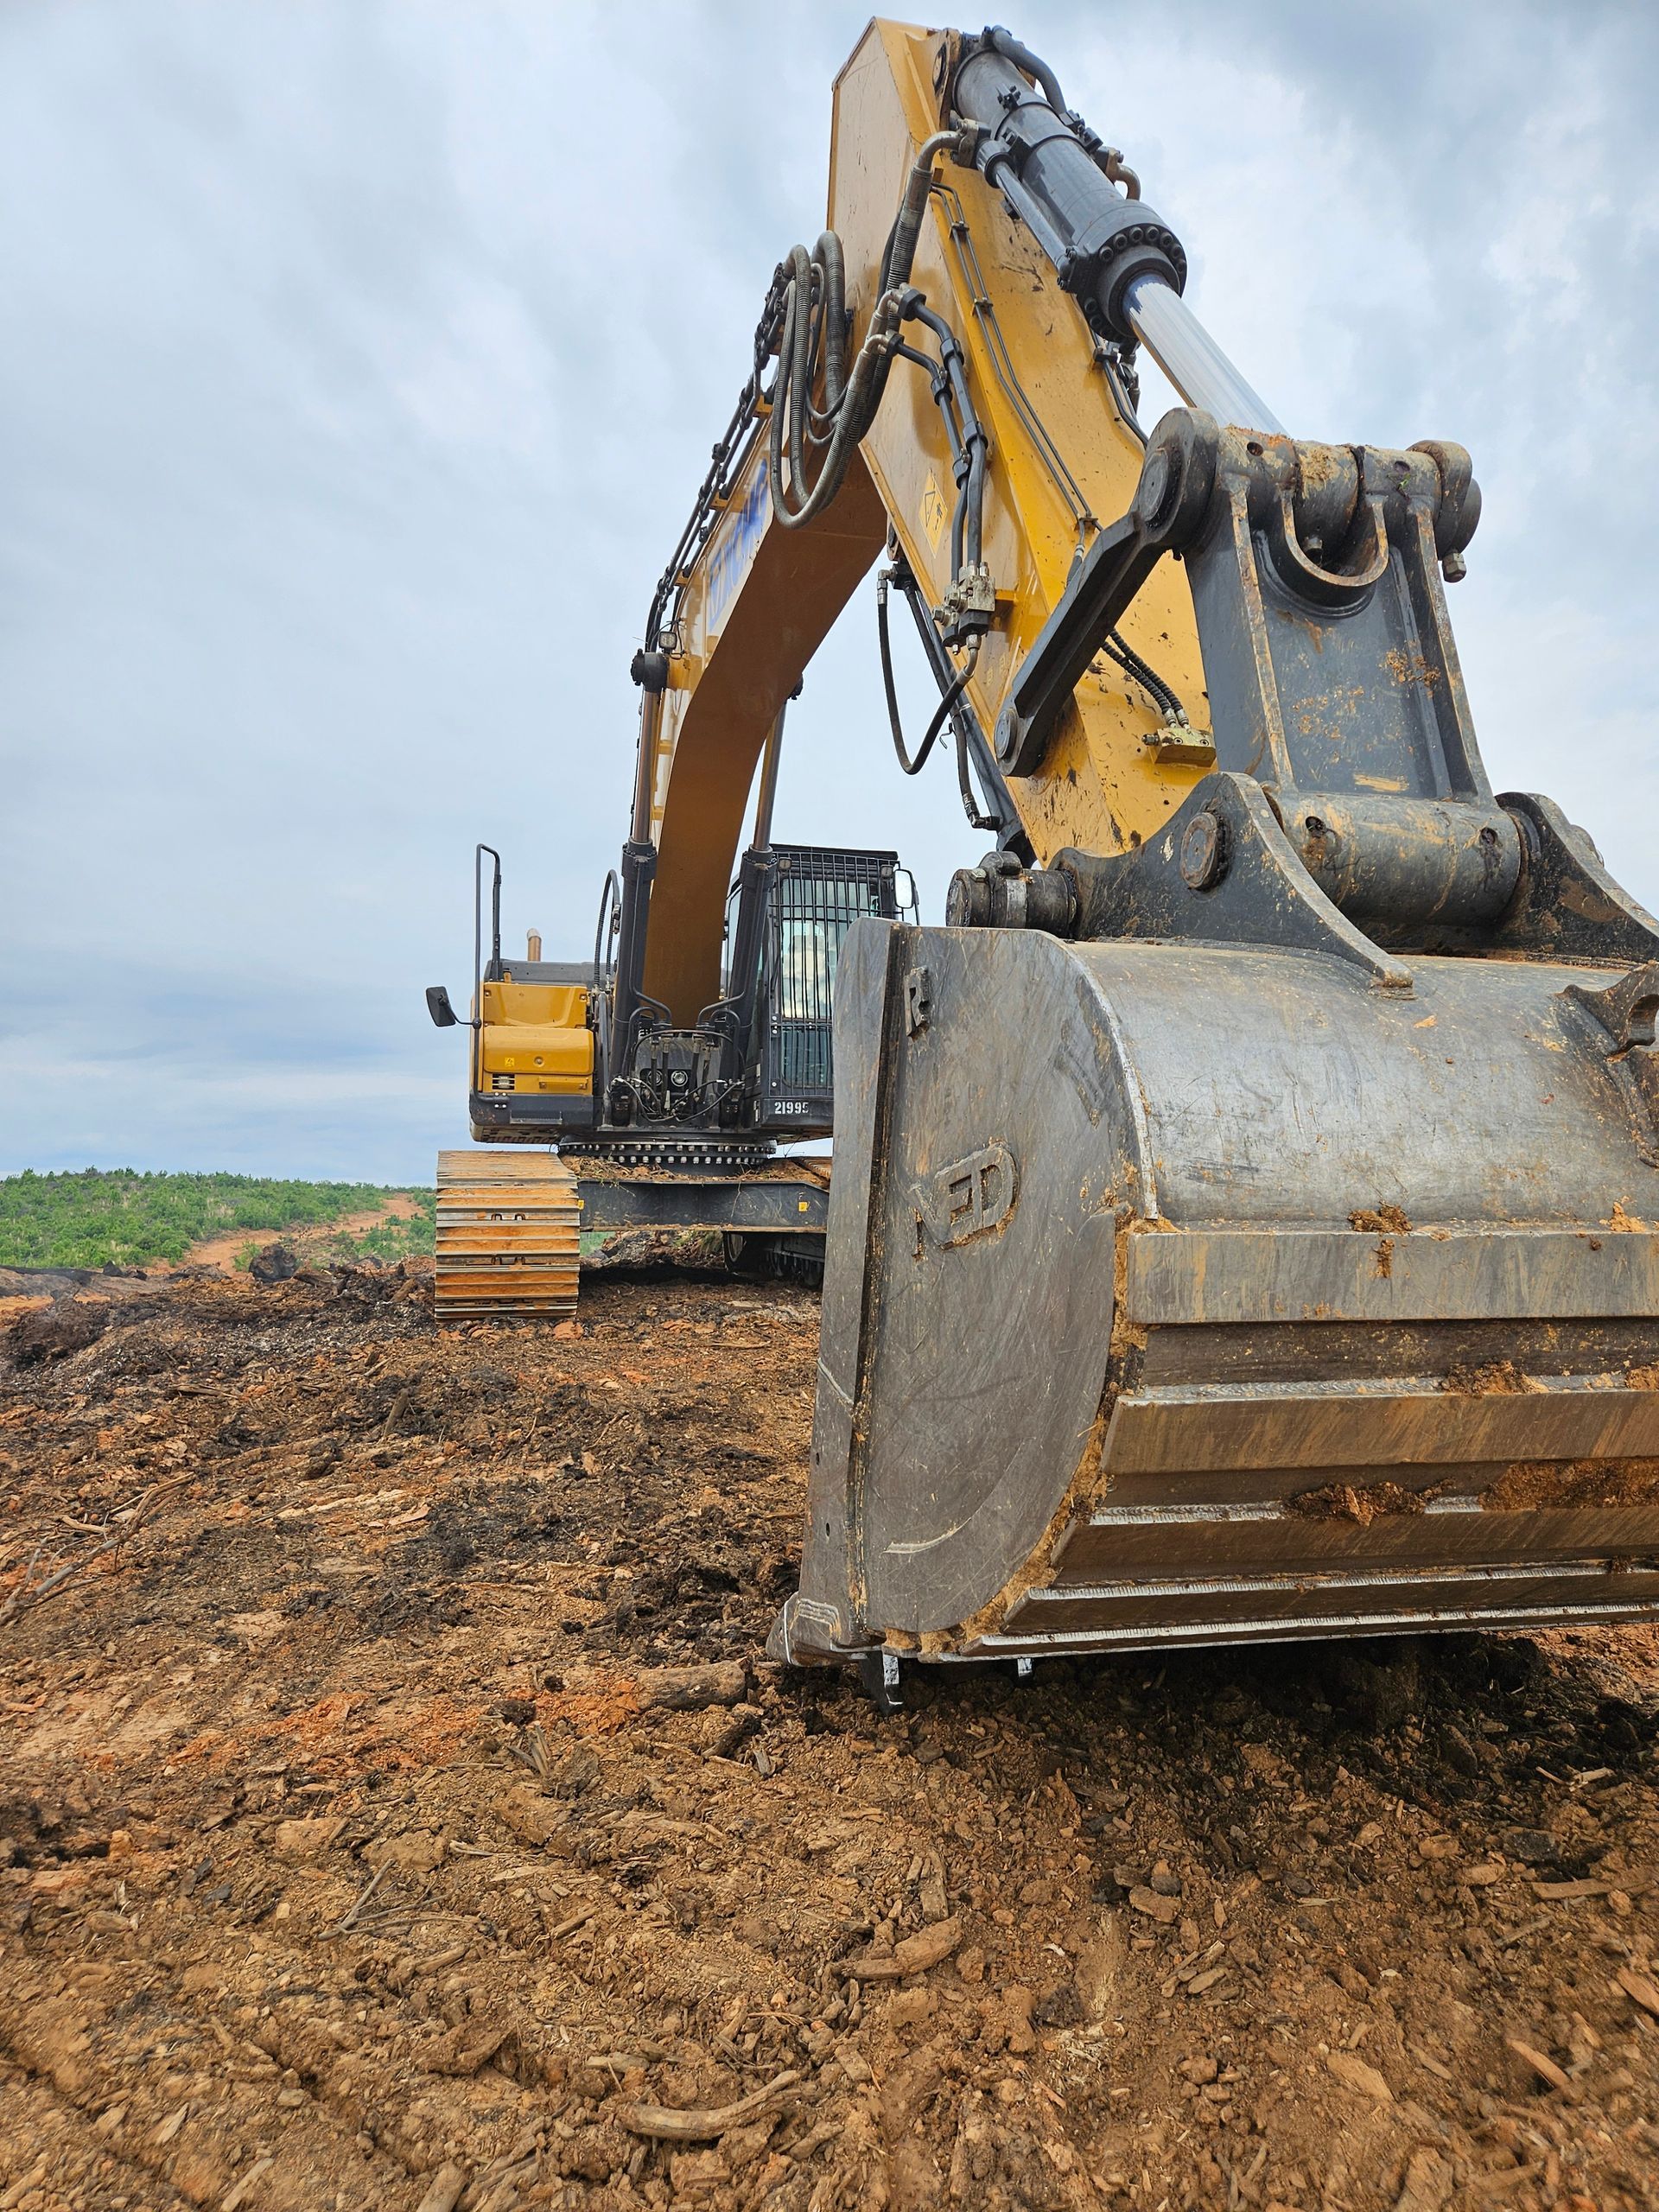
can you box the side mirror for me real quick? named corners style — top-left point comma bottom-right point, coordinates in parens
top-left (426, 985), bottom-right (460, 1029)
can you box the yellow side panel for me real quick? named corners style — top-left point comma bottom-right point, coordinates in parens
top-left (480, 981), bottom-right (588, 1028)
top-left (479, 1023), bottom-right (593, 1090)
top-left (474, 981), bottom-right (593, 1095)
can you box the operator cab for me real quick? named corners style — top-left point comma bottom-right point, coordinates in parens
top-left (721, 845), bottom-right (915, 1138)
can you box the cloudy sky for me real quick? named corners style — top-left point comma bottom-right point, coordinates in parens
top-left (2, 0), bottom-right (1656, 1185)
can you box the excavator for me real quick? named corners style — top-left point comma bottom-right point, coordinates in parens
top-left (430, 20), bottom-right (1659, 1682)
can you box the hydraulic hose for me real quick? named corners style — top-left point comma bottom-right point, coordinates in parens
top-left (878, 130), bottom-right (958, 297)
top-left (769, 131), bottom-right (961, 532)
top-left (878, 568), bottom-right (977, 777)
top-left (982, 25), bottom-right (1069, 118)
top-left (768, 257), bottom-right (903, 529)
top-left (592, 868), bottom-right (620, 994)
top-left (951, 692), bottom-right (1001, 833)
top-left (1103, 628), bottom-right (1188, 724)
top-left (902, 300), bottom-right (986, 576)
top-left (813, 231), bottom-right (846, 425)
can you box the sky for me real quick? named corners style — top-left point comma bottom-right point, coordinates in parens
top-left (2, 0), bottom-right (1656, 1185)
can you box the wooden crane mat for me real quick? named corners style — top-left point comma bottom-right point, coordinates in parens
top-left (434, 1149), bottom-right (582, 1321)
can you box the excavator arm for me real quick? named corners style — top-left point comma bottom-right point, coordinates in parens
top-left (628, 448), bottom-right (887, 1029)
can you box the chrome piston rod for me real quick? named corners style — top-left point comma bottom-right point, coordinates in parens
top-left (949, 35), bottom-right (1284, 439)
top-left (1122, 271), bottom-right (1284, 437)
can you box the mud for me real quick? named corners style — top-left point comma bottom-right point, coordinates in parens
top-left (1288, 1483), bottom-right (1432, 1528)
top-left (1442, 1363), bottom-right (1547, 1399)
top-left (1480, 1460), bottom-right (1659, 1514)
top-left (2, 1264), bottom-right (1657, 2211)
top-left (1349, 1210), bottom-right (1414, 1237)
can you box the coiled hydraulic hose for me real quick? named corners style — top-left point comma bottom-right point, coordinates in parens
top-left (768, 131), bottom-right (962, 531)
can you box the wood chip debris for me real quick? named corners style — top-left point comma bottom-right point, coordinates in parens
top-left (632, 1660), bottom-right (749, 1712)
top-left (219, 2155), bottom-right (276, 2212)
top-left (411, 2164), bottom-right (467, 2212)
top-left (615, 2067), bottom-right (808, 2142)
top-left (1325, 2050), bottom-right (1393, 2102)
top-left (839, 1915), bottom-right (962, 1981)
top-left (1505, 2036), bottom-right (1571, 2094)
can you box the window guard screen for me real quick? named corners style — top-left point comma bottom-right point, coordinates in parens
top-left (763, 848), bottom-right (898, 1108)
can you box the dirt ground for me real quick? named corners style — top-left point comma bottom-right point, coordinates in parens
top-left (1, 1261), bottom-right (1656, 2212)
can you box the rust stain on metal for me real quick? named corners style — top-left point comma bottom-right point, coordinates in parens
top-left (1382, 645), bottom-right (1439, 690)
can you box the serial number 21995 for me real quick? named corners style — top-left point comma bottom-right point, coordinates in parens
top-left (772, 1100), bottom-right (812, 1116)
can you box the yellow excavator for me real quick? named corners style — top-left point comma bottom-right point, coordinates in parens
top-left (430, 20), bottom-right (1659, 1683)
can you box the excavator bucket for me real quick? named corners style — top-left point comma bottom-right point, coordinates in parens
top-left (772, 912), bottom-right (1659, 1666)
top-left (763, 359), bottom-right (1659, 1672)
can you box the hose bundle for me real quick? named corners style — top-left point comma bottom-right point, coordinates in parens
top-left (767, 132), bottom-right (961, 531)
